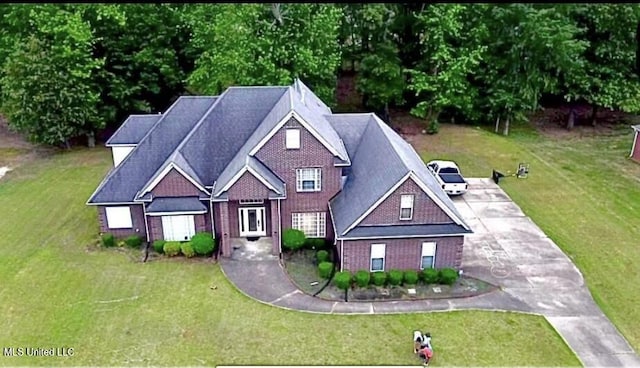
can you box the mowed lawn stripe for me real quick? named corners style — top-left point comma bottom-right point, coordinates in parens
top-left (416, 124), bottom-right (640, 351)
top-left (0, 146), bottom-right (579, 366)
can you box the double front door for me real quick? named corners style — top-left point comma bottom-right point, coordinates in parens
top-left (239, 207), bottom-right (266, 237)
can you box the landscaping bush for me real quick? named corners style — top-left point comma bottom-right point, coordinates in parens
top-left (191, 232), bottom-right (215, 256)
top-left (333, 271), bottom-right (352, 290)
top-left (282, 228), bottom-right (306, 251)
top-left (124, 235), bottom-right (143, 248)
top-left (439, 268), bottom-right (459, 285)
top-left (152, 240), bottom-right (166, 254)
top-left (354, 270), bottom-right (370, 287)
top-left (388, 269), bottom-right (403, 286)
top-left (371, 271), bottom-right (387, 286)
top-left (318, 261), bottom-right (334, 279)
top-left (305, 238), bottom-right (327, 250)
top-left (181, 242), bottom-right (195, 258)
top-left (101, 233), bottom-right (115, 248)
top-left (163, 241), bottom-right (181, 257)
top-left (316, 250), bottom-right (329, 263)
top-left (421, 268), bottom-right (439, 284)
top-left (403, 270), bottom-right (419, 285)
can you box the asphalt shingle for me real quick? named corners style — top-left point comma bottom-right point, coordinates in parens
top-left (146, 197), bottom-right (207, 214)
top-left (106, 115), bottom-right (161, 145)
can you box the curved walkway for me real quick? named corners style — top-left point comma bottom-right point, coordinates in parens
top-left (220, 178), bottom-right (640, 367)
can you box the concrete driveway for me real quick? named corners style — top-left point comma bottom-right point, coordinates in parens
top-left (454, 178), bottom-right (640, 367)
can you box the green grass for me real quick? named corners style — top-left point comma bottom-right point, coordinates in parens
top-left (415, 122), bottom-right (640, 352)
top-left (0, 147), bottom-right (579, 366)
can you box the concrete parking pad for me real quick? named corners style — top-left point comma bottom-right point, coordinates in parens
top-left (221, 177), bottom-right (640, 367)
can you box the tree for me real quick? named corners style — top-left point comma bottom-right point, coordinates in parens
top-left (1, 5), bottom-right (103, 147)
top-left (187, 4), bottom-right (343, 104)
top-left (559, 4), bottom-right (640, 127)
top-left (406, 5), bottom-right (486, 133)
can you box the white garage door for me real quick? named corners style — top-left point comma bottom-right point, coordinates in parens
top-left (162, 215), bottom-right (195, 241)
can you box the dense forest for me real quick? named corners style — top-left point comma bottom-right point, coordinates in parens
top-left (0, 3), bottom-right (638, 147)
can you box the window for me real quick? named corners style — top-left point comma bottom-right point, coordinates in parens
top-left (400, 194), bottom-right (414, 220)
top-left (421, 242), bottom-right (436, 269)
top-left (105, 206), bottom-right (133, 229)
top-left (291, 212), bottom-right (326, 238)
top-left (370, 243), bottom-right (386, 272)
top-left (296, 168), bottom-right (321, 192)
top-left (285, 129), bottom-right (300, 149)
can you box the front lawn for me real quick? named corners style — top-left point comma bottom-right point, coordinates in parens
top-left (0, 147), bottom-right (579, 366)
top-left (410, 121), bottom-right (640, 352)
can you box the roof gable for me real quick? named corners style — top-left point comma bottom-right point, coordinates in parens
top-left (87, 96), bottom-right (218, 204)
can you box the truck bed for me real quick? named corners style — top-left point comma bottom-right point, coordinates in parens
top-left (439, 173), bottom-right (466, 184)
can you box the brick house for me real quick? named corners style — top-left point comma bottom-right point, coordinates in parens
top-left (87, 80), bottom-right (472, 272)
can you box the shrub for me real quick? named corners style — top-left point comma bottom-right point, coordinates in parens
top-left (333, 271), bottom-right (352, 290)
top-left (152, 240), bottom-right (166, 254)
top-left (318, 261), bottom-right (334, 279)
top-left (305, 238), bottom-right (327, 250)
top-left (101, 233), bottom-right (115, 248)
top-left (354, 270), bottom-right (370, 287)
top-left (371, 271), bottom-right (387, 286)
top-left (191, 232), bottom-right (215, 256)
top-left (426, 119), bottom-right (440, 135)
top-left (163, 241), bottom-right (181, 257)
top-left (439, 268), bottom-right (459, 285)
top-left (388, 269), bottom-right (403, 286)
top-left (403, 270), bottom-right (419, 285)
top-left (316, 250), bottom-right (329, 263)
top-left (181, 242), bottom-right (195, 258)
top-left (421, 268), bottom-right (439, 284)
top-left (124, 235), bottom-right (143, 248)
top-left (282, 228), bottom-right (306, 251)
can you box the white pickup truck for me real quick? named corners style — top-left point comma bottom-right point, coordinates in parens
top-left (426, 160), bottom-right (468, 196)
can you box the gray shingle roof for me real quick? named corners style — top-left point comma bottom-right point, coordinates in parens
top-left (106, 115), bottom-right (161, 145)
top-left (146, 197), bottom-right (207, 214)
top-left (87, 96), bottom-right (218, 204)
top-left (247, 156), bottom-right (285, 196)
top-left (181, 87), bottom-right (289, 187)
top-left (342, 224), bottom-right (471, 238)
top-left (325, 113), bottom-right (372, 158)
top-left (329, 114), bottom-right (470, 238)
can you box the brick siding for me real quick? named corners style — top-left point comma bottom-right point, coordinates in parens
top-left (151, 168), bottom-right (202, 197)
top-left (146, 213), bottom-right (208, 243)
top-left (98, 205), bottom-right (146, 239)
top-left (226, 171), bottom-right (273, 200)
top-left (228, 201), bottom-right (272, 238)
top-left (340, 236), bottom-right (463, 272)
top-left (360, 177), bottom-right (451, 226)
top-left (255, 117), bottom-right (341, 240)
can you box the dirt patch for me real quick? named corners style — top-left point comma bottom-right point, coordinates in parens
top-left (0, 115), bottom-right (53, 169)
top-left (529, 104), bottom-right (638, 140)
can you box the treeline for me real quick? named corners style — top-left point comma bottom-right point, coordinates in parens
top-left (0, 4), bottom-right (638, 146)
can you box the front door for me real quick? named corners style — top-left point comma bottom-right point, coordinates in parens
top-left (239, 207), bottom-right (266, 237)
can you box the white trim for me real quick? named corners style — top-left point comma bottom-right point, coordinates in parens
top-left (111, 146), bottom-right (136, 167)
top-left (296, 167), bottom-right (322, 192)
top-left (209, 198), bottom-right (216, 236)
top-left (215, 165), bottom-right (280, 196)
top-left (140, 163), bottom-right (209, 197)
top-left (277, 198), bottom-right (282, 254)
top-left (248, 110), bottom-right (344, 160)
top-left (370, 243), bottom-right (386, 272)
top-left (420, 242), bottom-right (437, 270)
top-left (336, 233), bottom-right (468, 240)
top-left (409, 172), bottom-right (469, 230)
top-left (399, 194), bottom-right (414, 221)
top-left (142, 203), bottom-right (150, 242)
top-left (147, 210), bottom-right (207, 216)
top-left (87, 201), bottom-right (136, 206)
top-left (630, 130), bottom-right (639, 158)
top-left (238, 207), bottom-right (267, 237)
top-left (341, 172), bottom-right (411, 235)
top-left (105, 143), bottom-right (137, 148)
top-left (239, 199), bottom-right (265, 205)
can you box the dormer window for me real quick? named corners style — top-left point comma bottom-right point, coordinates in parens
top-left (285, 129), bottom-right (300, 149)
